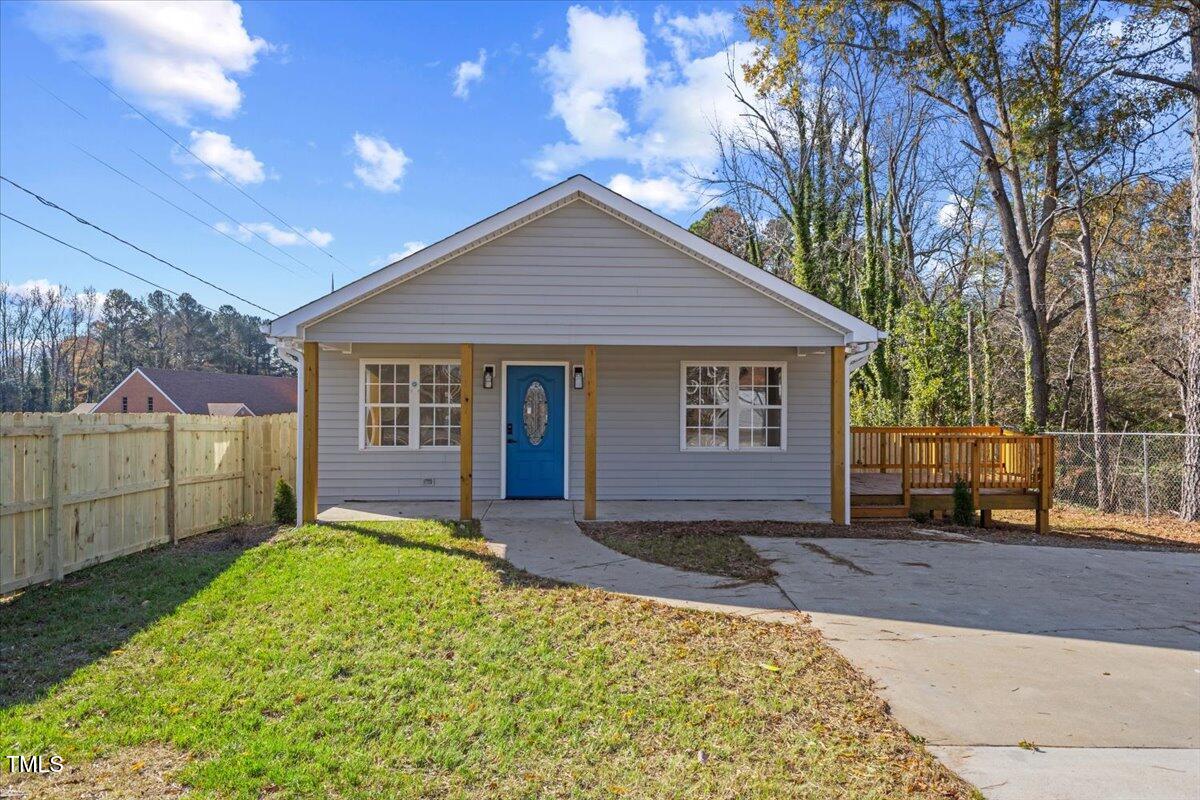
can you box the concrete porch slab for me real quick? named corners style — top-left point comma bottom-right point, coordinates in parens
top-left (318, 501), bottom-right (469, 522)
top-left (320, 499), bottom-right (831, 524)
top-left (576, 499), bottom-right (830, 522)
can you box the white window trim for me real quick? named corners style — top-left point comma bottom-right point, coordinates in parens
top-left (358, 358), bottom-right (463, 451)
top-left (679, 360), bottom-right (787, 452)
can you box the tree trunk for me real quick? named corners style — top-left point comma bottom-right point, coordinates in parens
top-left (1078, 230), bottom-right (1113, 512)
top-left (1184, 13), bottom-right (1200, 522)
top-left (967, 308), bottom-right (977, 426)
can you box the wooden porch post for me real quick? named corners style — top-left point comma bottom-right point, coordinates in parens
top-left (584, 345), bottom-right (597, 520)
top-left (1036, 434), bottom-right (1053, 534)
top-left (830, 346), bottom-right (847, 525)
top-left (460, 343), bottom-right (474, 521)
top-left (301, 341), bottom-right (319, 523)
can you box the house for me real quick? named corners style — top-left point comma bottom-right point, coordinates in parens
top-left (265, 175), bottom-right (884, 524)
top-left (69, 403), bottom-right (97, 414)
top-left (92, 368), bottom-right (296, 416)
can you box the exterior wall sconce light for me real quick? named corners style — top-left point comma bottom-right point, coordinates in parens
top-left (482, 364), bottom-right (495, 389)
top-left (573, 364), bottom-right (584, 390)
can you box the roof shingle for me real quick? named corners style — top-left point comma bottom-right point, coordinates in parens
top-left (138, 368), bottom-right (296, 415)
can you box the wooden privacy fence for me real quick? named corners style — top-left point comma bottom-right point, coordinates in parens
top-left (1, 412), bottom-right (297, 594)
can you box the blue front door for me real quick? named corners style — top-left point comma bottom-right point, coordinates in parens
top-left (506, 365), bottom-right (565, 498)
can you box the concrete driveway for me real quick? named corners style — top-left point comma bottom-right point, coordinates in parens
top-left (746, 537), bottom-right (1200, 800)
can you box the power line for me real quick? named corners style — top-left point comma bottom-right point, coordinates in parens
top-left (22, 72), bottom-right (324, 278)
top-left (127, 149), bottom-right (322, 276)
top-left (74, 145), bottom-right (304, 278)
top-left (26, 74), bottom-right (88, 120)
top-left (76, 63), bottom-right (358, 275)
top-left (1, 175), bottom-right (276, 315)
top-left (1, 212), bottom-right (212, 309)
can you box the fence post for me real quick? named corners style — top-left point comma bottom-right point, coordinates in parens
top-left (48, 415), bottom-right (65, 581)
top-left (901, 436), bottom-right (911, 510)
top-left (1142, 434), bottom-right (1150, 521)
top-left (239, 417), bottom-right (248, 522)
top-left (166, 414), bottom-right (178, 544)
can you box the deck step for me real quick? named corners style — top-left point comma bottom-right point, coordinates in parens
top-left (851, 504), bottom-right (909, 521)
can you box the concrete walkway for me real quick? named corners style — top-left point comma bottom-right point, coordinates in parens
top-left (481, 501), bottom-right (799, 623)
top-left (748, 537), bottom-right (1200, 800)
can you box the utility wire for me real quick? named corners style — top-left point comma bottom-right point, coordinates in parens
top-left (1, 212), bottom-right (212, 309)
top-left (77, 63), bottom-right (357, 275)
top-left (23, 72), bottom-right (324, 278)
top-left (127, 149), bottom-right (322, 276)
top-left (74, 145), bottom-right (304, 278)
top-left (26, 74), bottom-right (88, 120)
top-left (1, 175), bottom-right (276, 315)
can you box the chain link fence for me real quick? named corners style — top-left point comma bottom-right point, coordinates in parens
top-left (1048, 431), bottom-right (1198, 520)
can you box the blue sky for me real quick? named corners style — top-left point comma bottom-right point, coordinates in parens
top-left (0, 1), bottom-right (750, 319)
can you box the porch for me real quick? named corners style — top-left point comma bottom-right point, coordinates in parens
top-left (318, 498), bottom-right (830, 524)
top-left (851, 426), bottom-right (1055, 532)
top-left (299, 341), bottom-right (851, 525)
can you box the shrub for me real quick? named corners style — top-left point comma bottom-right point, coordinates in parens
top-left (952, 479), bottom-right (974, 526)
top-left (273, 478), bottom-right (297, 525)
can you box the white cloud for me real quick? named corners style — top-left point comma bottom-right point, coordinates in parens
top-left (174, 130), bottom-right (267, 185)
top-left (215, 221), bottom-right (333, 247)
top-left (655, 8), bottom-right (734, 63)
top-left (453, 50), bottom-right (487, 99)
top-left (369, 242), bottom-right (427, 267)
top-left (936, 193), bottom-right (981, 229)
top-left (28, 0), bottom-right (269, 124)
top-left (607, 174), bottom-right (697, 213)
top-left (4, 279), bottom-right (106, 310)
top-left (534, 6), bottom-right (649, 177)
top-left (636, 41), bottom-right (757, 169)
top-left (8, 278), bottom-right (65, 297)
top-left (351, 133), bottom-right (410, 192)
top-left (533, 7), bottom-right (754, 216)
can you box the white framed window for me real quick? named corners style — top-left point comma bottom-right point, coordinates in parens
top-left (680, 361), bottom-right (786, 451)
top-left (360, 359), bottom-right (461, 450)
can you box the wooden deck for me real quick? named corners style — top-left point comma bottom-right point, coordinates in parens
top-left (849, 427), bottom-right (1054, 530)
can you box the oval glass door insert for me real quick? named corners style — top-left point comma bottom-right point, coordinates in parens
top-left (523, 381), bottom-right (548, 445)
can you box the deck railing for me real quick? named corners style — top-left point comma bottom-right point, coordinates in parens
top-left (853, 426), bottom-right (1055, 508)
top-left (851, 426), bottom-right (1006, 472)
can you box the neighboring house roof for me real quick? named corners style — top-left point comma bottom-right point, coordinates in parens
top-left (96, 368), bottom-right (296, 415)
top-left (207, 402), bottom-right (254, 416)
top-left (69, 403), bottom-right (96, 414)
top-left (265, 174), bottom-right (884, 344)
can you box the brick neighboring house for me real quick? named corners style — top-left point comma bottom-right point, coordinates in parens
top-left (92, 368), bottom-right (296, 416)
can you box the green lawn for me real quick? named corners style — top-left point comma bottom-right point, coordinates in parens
top-left (1, 521), bottom-right (973, 799)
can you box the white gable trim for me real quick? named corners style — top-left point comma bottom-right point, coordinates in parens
top-left (94, 368), bottom-right (185, 414)
top-left (266, 176), bottom-right (882, 344)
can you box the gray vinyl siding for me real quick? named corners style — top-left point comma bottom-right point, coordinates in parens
top-left (306, 201), bottom-right (844, 347)
top-left (317, 344), bottom-right (831, 508)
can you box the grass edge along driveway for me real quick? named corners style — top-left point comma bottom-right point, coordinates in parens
top-left (1, 520), bottom-right (976, 799)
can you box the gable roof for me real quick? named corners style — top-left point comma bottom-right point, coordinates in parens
top-left (265, 175), bottom-right (883, 344)
top-left (99, 368), bottom-right (296, 415)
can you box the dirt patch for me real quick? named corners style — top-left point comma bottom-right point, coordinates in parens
top-left (0, 743), bottom-right (191, 799)
top-left (174, 522), bottom-right (285, 553)
top-left (579, 522), bottom-right (778, 582)
top-left (916, 506), bottom-right (1200, 551)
